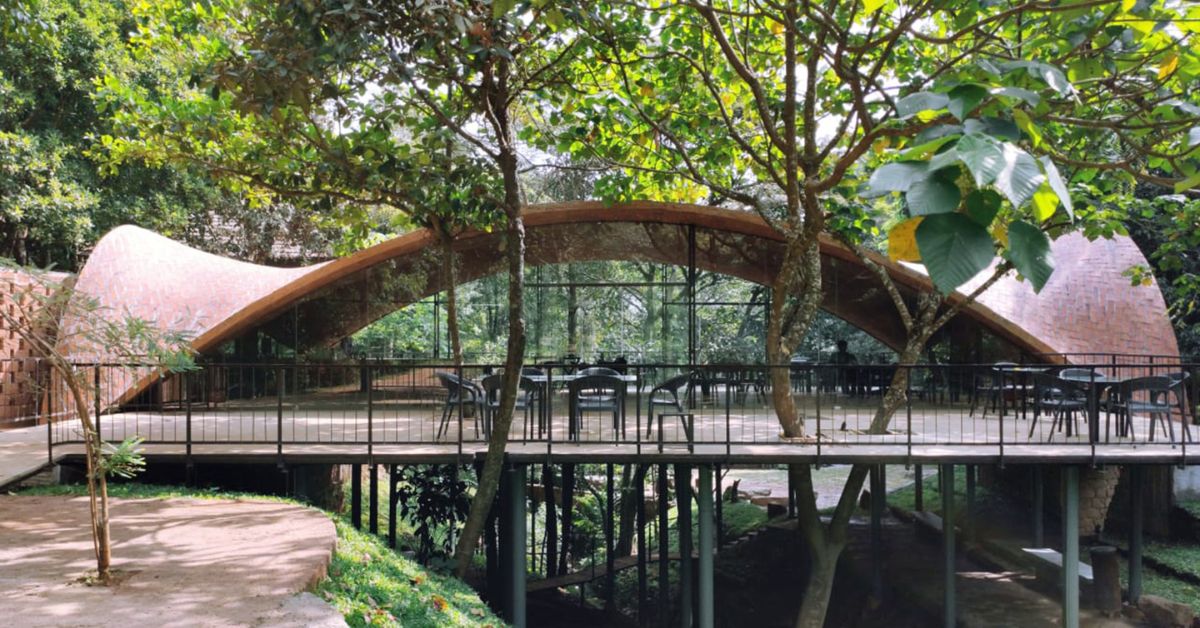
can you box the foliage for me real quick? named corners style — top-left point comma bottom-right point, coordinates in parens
top-left (392, 465), bottom-right (473, 565)
top-left (96, 437), bottom-right (146, 479)
top-left (1123, 194), bottom-right (1200, 355)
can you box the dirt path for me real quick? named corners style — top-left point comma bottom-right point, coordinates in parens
top-left (0, 495), bottom-right (344, 627)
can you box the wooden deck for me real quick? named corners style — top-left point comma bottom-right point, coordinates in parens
top-left (37, 389), bottom-right (1196, 466)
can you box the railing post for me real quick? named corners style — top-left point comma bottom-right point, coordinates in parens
top-left (1063, 465), bottom-right (1080, 628)
top-left (1129, 465), bottom-right (1144, 604)
top-left (366, 362), bottom-right (374, 463)
top-left (276, 365), bottom-right (284, 459)
top-left (45, 364), bottom-right (53, 464)
top-left (93, 367), bottom-right (101, 442)
top-left (906, 367), bottom-right (913, 463)
top-left (941, 463), bottom-right (956, 628)
top-left (184, 370), bottom-right (192, 464)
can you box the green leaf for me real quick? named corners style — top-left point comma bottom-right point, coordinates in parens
top-left (899, 134), bottom-right (959, 160)
top-left (1039, 157), bottom-right (1073, 218)
top-left (954, 133), bottom-right (1004, 187)
top-left (906, 169), bottom-right (961, 215)
top-left (1031, 182), bottom-right (1059, 222)
top-left (1005, 220), bottom-right (1055, 292)
top-left (493, 0), bottom-right (517, 18)
top-left (896, 92), bottom-right (949, 119)
top-left (863, 161), bottom-right (928, 198)
top-left (1176, 171), bottom-right (1200, 194)
top-left (916, 213), bottom-right (996, 293)
top-left (948, 84), bottom-right (988, 121)
top-left (990, 86), bottom-right (1041, 106)
top-left (964, 117), bottom-right (1021, 141)
top-left (1012, 109), bottom-right (1042, 147)
top-left (863, 0), bottom-right (887, 14)
top-left (1188, 126), bottom-right (1200, 148)
top-left (994, 143), bottom-right (1045, 208)
top-left (964, 189), bottom-right (1001, 227)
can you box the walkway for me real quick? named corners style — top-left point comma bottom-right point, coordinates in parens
top-left (0, 495), bottom-right (341, 627)
top-left (0, 424), bottom-right (48, 490)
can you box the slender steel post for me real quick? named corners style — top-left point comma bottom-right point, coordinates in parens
top-left (697, 465), bottom-right (714, 628)
top-left (366, 362), bottom-right (374, 462)
top-left (676, 463), bottom-right (693, 628)
top-left (914, 464), bottom-right (924, 512)
top-left (184, 371), bottom-right (192, 463)
top-left (1063, 466), bottom-right (1080, 628)
top-left (1033, 466), bottom-right (1045, 547)
top-left (657, 464), bottom-right (669, 626)
top-left (941, 463), bottom-right (955, 628)
top-left (1128, 465), bottom-right (1144, 604)
top-left (276, 365), bottom-right (285, 458)
top-left (505, 464), bottom-right (528, 627)
top-left (870, 465), bottom-right (884, 600)
top-left (388, 465), bottom-right (398, 549)
top-left (605, 463), bottom-right (616, 611)
top-left (351, 463), bottom-right (362, 529)
top-left (636, 465), bottom-right (648, 625)
top-left (714, 463), bottom-right (723, 545)
top-left (965, 465), bottom-right (976, 540)
top-left (94, 367), bottom-right (102, 441)
top-left (369, 463), bottom-right (379, 535)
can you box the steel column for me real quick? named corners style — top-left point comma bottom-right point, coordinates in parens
top-left (697, 465), bottom-right (715, 628)
top-left (388, 465), bottom-right (398, 549)
top-left (658, 464), bottom-right (669, 625)
top-left (1129, 465), bottom-right (1144, 604)
top-left (351, 464), bottom-right (362, 529)
top-left (870, 465), bottom-right (885, 600)
top-left (1033, 466), bottom-right (1044, 547)
top-left (914, 464), bottom-right (924, 511)
top-left (637, 464), bottom-right (648, 625)
top-left (941, 463), bottom-right (955, 628)
top-left (1063, 466), bottom-right (1080, 628)
top-left (605, 463), bottom-right (615, 611)
top-left (676, 463), bottom-right (693, 628)
top-left (503, 464), bottom-right (528, 627)
top-left (369, 464), bottom-right (379, 535)
top-left (965, 465), bottom-right (976, 539)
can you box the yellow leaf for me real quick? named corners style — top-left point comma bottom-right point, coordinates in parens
top-left (872, 137), bottom-right (890, 155)
top-left (1012, 109), bottom-right (1042, 148)
top-left (720, 91), bottom-right (735, 109)
top-left (639, 84), bottom-right (654, 98)
top-left (770, 20), bottom-right (784, 35)
top-left (1158, 53), bottom-right (1179, 80)
top-left (1032, 182), bottom-right (1059, 222)
top-left (863, 0), bottom-right (886, 15)
top-left (992, 222), bottom-right (1009, 248)
top-left (887, 217), bottom-right (923, 262)
top-left (1121, 0), bottom-right (1136, 10)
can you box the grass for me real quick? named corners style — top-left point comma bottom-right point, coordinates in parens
top-left (18, 482), bottom-right (503, 628)
top-left (1179, 499), bottom-right (1200, 520)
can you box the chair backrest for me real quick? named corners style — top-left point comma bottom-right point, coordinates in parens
top-left (579, 366), bottom-right (620, 377)
top-left (568, 374), bottom-right (623, 395)
top-left (1119, 376), bottom-right (1173, 404)
top-left (653, 372), bottom-right (693, 395)
top-left (1031, 372), bottom-right (1084, 400)
top-left (482, 373), bottom-right (538, 400)
top-left (521, 367), bottom-right (545, 377)
top-left (435, 371), bottom-right (475, 398)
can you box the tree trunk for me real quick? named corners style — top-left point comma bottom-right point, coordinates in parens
top-left (543, 464), bottom-right (558, 577)
top-left (438, 228), bottom-right (464, 367)
top-left (63, 366), bottom-right (111, 581)
top-left (559, 463), bottom-right (576, 574)
top-left (767, 295), bottom-right (802, 437)
top-left (452, 87), bottom-right (527, 574)
top-left (794, 540), bottom-right (844, 628)
top-left (615, 464), bottom-right (647, 557)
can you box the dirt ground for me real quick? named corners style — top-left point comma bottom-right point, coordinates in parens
top-left (0, 495), bottom-right (344, 627)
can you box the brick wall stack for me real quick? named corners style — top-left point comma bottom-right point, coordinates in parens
top-left (0, 267), bottom-right (70, 427)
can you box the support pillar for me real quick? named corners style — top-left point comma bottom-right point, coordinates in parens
top-left (1063, 466), bottom-right (1080, 628)
top-left (369, 463), bottom-right (379, 535)
top-left (697, 465), bottom-right (714, 628)
top-left (605, 463), bottom-right (616, 611)
top-left (965, 465), bottom-right (976, 539)
top-left (500, 464), bottom-right (527, 627)
top-left (1129, 465), bottom-right (1144, 604)
top-left (388, 465), bottom-right (398, 549)
top-left (675, 463), bottom-right (693, 628)
top-left (658, 464), bottom-right (670, 626)
top-left (1033, 465), bottom-right (1044, 547)
top-left (351, 464), bottom-right (362, 529)
top-left (870, 465), bottom-right (885, 600)
top-left (636, 464), bottom-right (648, 625)
top-left (940, 463), bottom-right (955, 628)
top-left (914, 464), bottom-right (924, 512)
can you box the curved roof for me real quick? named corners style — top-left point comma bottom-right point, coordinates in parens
top-left (66, 201), bottom-right (1178, 382)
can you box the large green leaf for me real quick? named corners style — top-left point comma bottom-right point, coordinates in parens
top-left (948, 84), bottom-right (989, 121)
top-left (1005, 220), bottom-right (1055, 292)
top-left (1039, 156), bottom-right (1073, 218)
top-left (994, 143), bottom-right (1045, 208)
top-left (916, 212), bottom-right (996, 293)
top-left (863, 161), bottom-right (929, 197)
top-left (906, 169), bottom-right (961, 215)
top-left (896, 91), bottom-right (949, 119)
top-left (954, 133), bottom-right (1004, 187)
top-left (964, 189), bottom-right (1001, 227)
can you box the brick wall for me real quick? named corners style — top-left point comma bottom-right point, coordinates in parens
top-left (0, 267), bottom-right (70, 427)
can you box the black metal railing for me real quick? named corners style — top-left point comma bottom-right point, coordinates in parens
top-left (37, 358), bottom-right (1200, 465)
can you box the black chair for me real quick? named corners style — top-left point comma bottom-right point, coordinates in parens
top-left (1028, 372), bottom-right (1087, 440)
top-left (1110, 376), bottom-right (1178, 442)
top-left (481, 373), bottom-right (543, 439)
top-left (568, 374), bottom-right (625, 440)
top-left (970, 362), bottom-right (1019, 419)
top-left (435, 371), bottom-right (486, 439)
top-left (646, 372), bottom-right (693, 437)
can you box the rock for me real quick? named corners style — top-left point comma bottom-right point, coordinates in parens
top-left (1140, 594), bottom-right (1196, 628)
